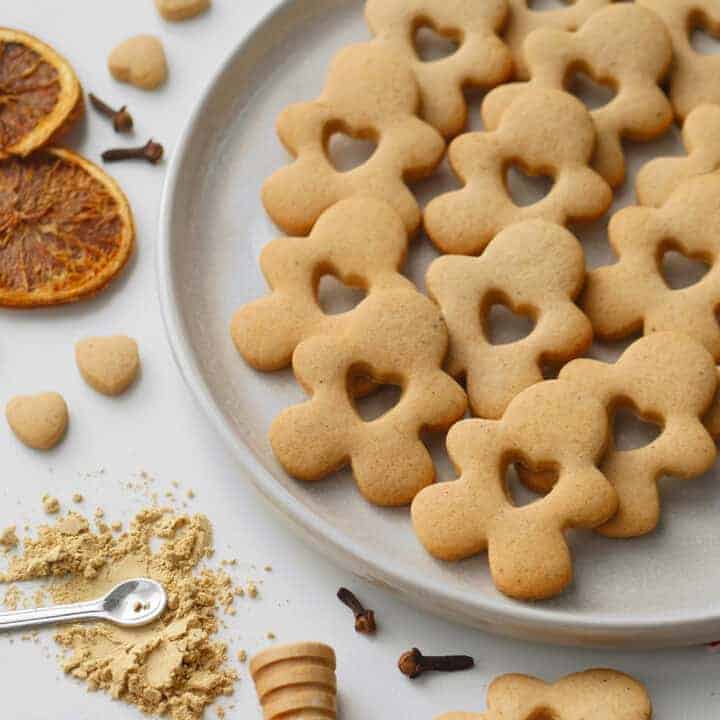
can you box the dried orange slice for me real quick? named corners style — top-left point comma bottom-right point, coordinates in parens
top-left (0, 148), bottom-right (134, 307)
top-left (0, 28), bottom-right (83, 158)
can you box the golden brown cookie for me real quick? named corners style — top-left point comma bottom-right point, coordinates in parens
top-left (270, 288), bottom-right (467, 507)
top-left (503, 0), bottom-right (612, 80)
top-left (636, 104), bottom-right (720, 207)
top-left (584, 174), bottom-right (720, 359)
top-left (75, 335), bottom-right (140, 396)
top-left (484, 4), bottom-right (673, 187)
top-left (232, 197), bottom-right (412, 372)
top-left (424, 87), bottom-right (612, 255)
top-left (638, 0), bottom-right (720, 120)
top-left (262, 42), bottom-right (445, 237)
top-left (437, 669), bottom-right (652, 720)
top-left (6, 392), bottom-right (68, 450)
top-left (411, 379), bottom-right (615, 600)
top-left (250, 642), bottom-right (337, 720)
top-left (364, 0), bottom-right (512, 137)
top-left (108, 35), bottom-right (168, 90)
top-left (521, 333), bottom-right (717, 537)
top-left (426, 220), bottom-right (591, 418)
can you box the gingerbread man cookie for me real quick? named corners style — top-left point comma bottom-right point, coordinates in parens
top-left (424, 87), bottom-right (612, 255)
top-left (364, 0), bottom-right (512, 138)
top-left (637, 104), bottom-right (720, 207)
top-left (426, 220), bottom-right (591, 418)
top-left (270, 288), bottom-right (467, 507)
top-left (503, 0), bottom-right (612, 80)
top-left (412, 379), bottom-right (616, 600)
top-left (232, 197), bottom-right (412, 372)
top-left (522, 333), bottom-right (718, 537)
top-left (484, 4), bottom-right (673, 187)
top-left (262, 42), bottom-right (445, 237)
top-left (437, 669), bottom-right (652, 720)
top-left (638, 0), bottom-right (720, 120)
top-left (584, 173), bottom-right (720, 360)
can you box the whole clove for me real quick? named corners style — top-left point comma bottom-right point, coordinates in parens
top-left (337, 587), bottom-right (376, 634)
top-left (102, 139), bottom-right (164, 165)
top-left (89, 93), bottom-right (134, 133)
top-left (398, 647), bottom-right (474, 679)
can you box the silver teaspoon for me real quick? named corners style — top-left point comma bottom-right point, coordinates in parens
top-left (0, 578), bottom-right (167, 632)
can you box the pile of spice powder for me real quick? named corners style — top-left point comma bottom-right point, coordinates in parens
top-left (0, 508), bottom-right (237, 720)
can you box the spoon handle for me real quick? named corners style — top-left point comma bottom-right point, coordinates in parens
top-left (0, 599), bottom-right (105, 631)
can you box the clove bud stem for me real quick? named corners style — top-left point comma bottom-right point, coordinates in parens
top-left (102, 139), bottom-right (164, 165)
top-left (398, 647), bottom-right (474, 679)
top-left (89, 93), bottom-right (134, 133)
top-left (337, 587), bottom-right (376, 634)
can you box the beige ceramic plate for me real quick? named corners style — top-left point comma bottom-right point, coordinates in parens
top-left (158, 0), bottom-right (720, 647)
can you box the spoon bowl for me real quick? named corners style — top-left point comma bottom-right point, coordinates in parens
top-left (101, 578), bottom-right (168, 627)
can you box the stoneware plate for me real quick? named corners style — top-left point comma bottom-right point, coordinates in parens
top-left (158, 0), bottom-right (720, 647)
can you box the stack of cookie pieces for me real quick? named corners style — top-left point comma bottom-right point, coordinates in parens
top-left (232, 0), bottom-right (720, 602)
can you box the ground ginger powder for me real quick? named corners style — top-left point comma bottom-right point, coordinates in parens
top-left (1, 508), bottom-right (237, 719)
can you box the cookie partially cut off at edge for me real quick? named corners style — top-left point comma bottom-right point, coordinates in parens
top-left (0, 28), bottom-right (83, 158)
top-left (0, 148), bottom-right (134, 308)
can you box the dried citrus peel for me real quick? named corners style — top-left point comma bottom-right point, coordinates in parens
top-left (0, 28), bottom-right (83, 158)
top-left (0, 148), bottom-right (134, 307)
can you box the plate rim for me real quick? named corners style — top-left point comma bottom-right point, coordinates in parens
top-left (157, 0), bottom-right (720, 647)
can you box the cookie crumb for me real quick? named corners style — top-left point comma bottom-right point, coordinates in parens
top-left (247, 582), bottom-right (258, 599)
top-left (237, 649), bottom-right (247, 663)
top-left (42, 495), bottom-right (60, 514)
top-left (72, 493), bottom-right (83, 503)
top-left (0, 526), bottom-right (18, 550)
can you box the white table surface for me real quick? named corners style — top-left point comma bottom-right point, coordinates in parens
top-left (1, 2), bottom-right (719, 718)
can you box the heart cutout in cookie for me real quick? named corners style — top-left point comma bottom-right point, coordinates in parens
top-left (505, 164), bottom-right (553, 207)
top-left (414, 25), bottom-right (460, 63)
top-left (567, 71), bottom-right (616, 111)
top-left (660, 248), bottom-right (710, 290)
top-left (155, 0), bottom-right (210, 21)
top-left (6, 392), bottom-right (68, 450)
top-left (327, 133), bottom-right (377, 173)
top-left (108, 35), bottom-right (167, 90)
top-left (76, 335), bottom-right (140, 396)
top-left (484, 300), bottom-right (536, 346)
top-left (612, 405), bottom-right (662, 451)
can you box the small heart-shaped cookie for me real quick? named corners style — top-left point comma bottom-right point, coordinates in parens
top-left (108, 35), bottom-right (167, 90)
top-left (76, 335), bottom-right (140, 396)
top-left (156, 0), bottom-right (210, 21)
top-left (6, 392), bottom-right (69, 450)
